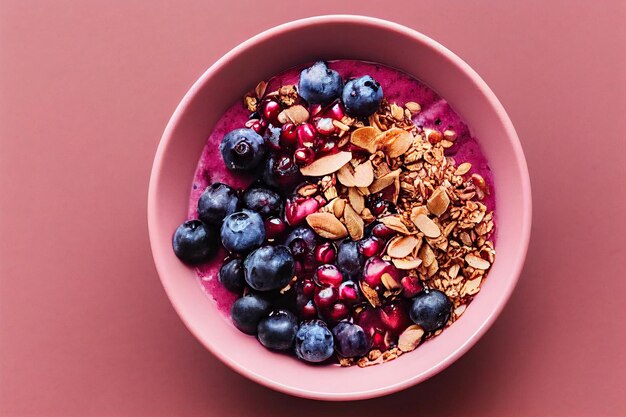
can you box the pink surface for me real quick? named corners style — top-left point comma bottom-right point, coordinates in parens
top-left (189, 59), bottom-right (496, 317)
top-left (0, 1), bottom-right (624, 415)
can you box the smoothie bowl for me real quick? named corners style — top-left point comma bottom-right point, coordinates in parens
top-left (148, 15), bottom-right (531, 400)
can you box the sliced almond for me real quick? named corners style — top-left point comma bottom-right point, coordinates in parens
top-left (405, 101), bottom-right (422, 114)
top-left (443, 129), bottom-right (457, 141)
top-left (465, 254), bottom-right (490, 270)
top-left (359, 281), bottom-right (380, 307)
top-left (387, 235), bottom-right (420, 258)
top-left (398, 325), bottom-right (424, 352)
top-left (277, 104), bottom-right (309, 125)
top-left (418, 243), bottom-right (436, 266)
top-left (254, 80), bottom-right (267, 98)
top-left (448, 264), bottom-right (460, 279)
top-left (300, 152), bottom-right (352, 177)
top-left (337, 164), bottom-right (357, 187)
top-left (333, 198), bottom-right (346, 218)
top-left (454, 304), bottom-right (467, 317)
top-left (392, 257), bottom-right (423, 270)
top-left (461, 276), bottom-right (483, 296)
top-left (391, 103), bottom-right (404, 121)
top-left (413, 214), bottom-right (441, 238)
top-left (353, 161), bottom-right (374, 187)
top-left (381, 273), bottom-right (402, 290)
top-left (350, 126), bottom-right (381, 152)
top-left (454, 162), bottom-right (472, 176)
top-left (306, 212), bottom-right (348, 239)
top-left (379, 215), bottom-right (411, 235)
top-left (348, 188), bottom-right (365, 213)
top-left (369, 169), bottom-right (401, 193)
top-left (360, 208), bottom-right (375, 224)
top-left (376, 128), bottom-right (413, 158)
top-left (427, 187), bottom-right (450, 216)
top-left (410, 206), bottom-right (429, 226)
top-left (343, 203), bottom-right (364, 240)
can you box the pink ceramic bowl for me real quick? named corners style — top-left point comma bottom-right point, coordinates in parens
top-left (148, 15), bottom-right (531, 401)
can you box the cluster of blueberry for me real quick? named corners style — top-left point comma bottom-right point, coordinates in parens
top-left (172, 62), bottom-right (453, 364)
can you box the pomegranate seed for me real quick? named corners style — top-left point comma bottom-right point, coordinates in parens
top-left (327, 302), bottom-right (349, 322)
top-left (284, 195), bottom-right (320, 226)
top-left (401, 276), bottom-right (424, 298)
top-left (370, 200), bottom-right (395, 216)
top-left (314, 286), bottom-right (338, 308)
top-left (381, 301), bottom-right (411, 335)
top-left (314, 242), bottom-right (336, 264)
top-left (294, 147), bottom-right (316, 166)
top-left (302, 279), bottom-right (316, 297)
top-left (264, 217), bottom-right (286, 240)
top-left (323, 100), bottom-right (345, 120)
top-left (358, 236), bottom-right (384, 257)
top-left (309, 103), bottom-right (323, 117)
top-left (371, 331), bottom-right (387, 350)
top-left (315, 264), bottom-right (344, 288)
top-left (372, 223), bottom-right (396, 239)
top-left (300, 299), bottom-right (318, 320)
top-left (261, 100), bottom-right (281, 124)
top-left (317, 138), bottom-right (337, 154)
top-left (362, 257), bottom-right (401, 288)
top-left (338, 280), bottom-right (360, 304)
top-left (280, 123), bottom-right (298, 148)
top-left (313, 117), bottom-right (335, 135)
top-left (297, 123), bottom-right (317, 148)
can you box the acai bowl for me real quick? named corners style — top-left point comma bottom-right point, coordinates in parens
top-left (148, 15), bottom-right (531, 400)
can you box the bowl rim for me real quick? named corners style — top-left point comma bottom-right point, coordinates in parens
top-left (148, 14), bottom-right (532, 400)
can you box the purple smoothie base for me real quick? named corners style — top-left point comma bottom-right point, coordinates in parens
top-left (187, 60), bottom-right (496, 315)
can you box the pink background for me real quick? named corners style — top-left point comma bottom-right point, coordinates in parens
top-left (1, 1), bottom-right (624, 416)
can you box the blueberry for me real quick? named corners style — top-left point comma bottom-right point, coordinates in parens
top-left (284, 226), bottom-right (318, 255)
top-left (220, 128), bottom-right (266, 171)
top-left (294, 320), bottom-right (334, 363)
top-left (218, 258), bottom-right (245, 293)
top-left (197, 182), bottom-right (240, 225)
top-left (332, 322), bottom-right (370, 358)
top-left (244, 245), bottom-right (295, 291)
top-left (243, 186), bottom-right (282, 218)
top-left (220, 210), bottom-right (265, 254)
top-left (298, 61), bottom-right (343, 105)
top-left (257, 309), bottom-right (299, 350)
top-left (172, 220), bottom-right (216, 264)
top-left (336, 240), bottom-right (365, 281)
top-left (231, 293), bottom-right (272, 335)
top-left (342, 76), bottom-right (383, 117)
top-left (262, 153), bottom-right (302, 190)
top-left (409, 290), bottom-right (453, 332)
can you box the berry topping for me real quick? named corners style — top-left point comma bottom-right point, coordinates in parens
top-left (298, 61), bottom-right (343, 105)
top-left (220, 210), bottom-right (265, 254)
top-left (231, 293), bottom-right (271, 335)
top-left (257, 309), bottom-right (299, 351)
top-left (197, 182), bottom-right (240, 225)
top-left (243, 186), bottom-right (282, 218)
top-left (218, 258), bottom-right (245, 293)
top-left (172, 220), bottom-right (216, 265)
top-left (295, 320), bottom-right (334, 363)
top-left (243, 245), bottom-right (295, 291)
top-left (219, 128), bottom-right (266, 171)
top-left (332, 322), bottom-right (371, 358)
top-left (409, 290), bottom-right (453, 332)
top-left (342, 75), bottom-right (383, 117)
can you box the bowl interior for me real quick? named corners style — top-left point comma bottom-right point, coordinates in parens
top-left (148, 16), bottom-right (531, 400)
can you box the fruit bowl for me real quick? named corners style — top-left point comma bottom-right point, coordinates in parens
top-left (147, 15), bottom-right (531, 400)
